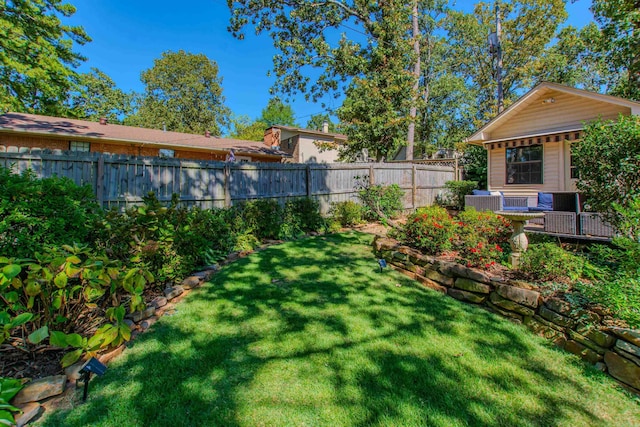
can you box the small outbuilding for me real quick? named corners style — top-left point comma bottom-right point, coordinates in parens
top-left (465, 82), bottom-right (640, 206)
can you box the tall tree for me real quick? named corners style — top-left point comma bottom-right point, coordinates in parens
top-left (227, 0), bottom-right (417, 159)
top-left (306, 113), bottom-right (338, 133)
top-left (446, 0), bottom-right (568, 125)
top-left (259, 98), bottom-right (297, 127)
top-left (591, 0), bottom-right (640, 100)
top-left (67, 68), bottom-right (132, 123)
top-left (0, 0), bottom-right (90, 114)
top-left (229, 115), bottom-right (267, 141)
top-left (127, 50), bottom-right (230, 135)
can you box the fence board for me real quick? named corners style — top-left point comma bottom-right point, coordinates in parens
top-left (0, 150), bottom-right (454, 213)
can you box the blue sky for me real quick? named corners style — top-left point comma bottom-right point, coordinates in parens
top-left (69, 0), bottom-right (595, 130)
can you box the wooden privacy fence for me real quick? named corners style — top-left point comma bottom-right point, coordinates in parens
top-left (0, 149), bottom-right (455, 213)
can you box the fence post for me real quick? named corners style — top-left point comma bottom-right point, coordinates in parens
top-left (412, 164), bottom-right (417, 210)
top-left (455, 158), bottom-right (459, 180)
top-left (224, 163), bottom-right (231, 207)
top-left (306, 164), bottom-right (311, 197)
top-left (369, 165), bottom-right (374, 185)
top-left (96, 154), bottom-right (105, 208)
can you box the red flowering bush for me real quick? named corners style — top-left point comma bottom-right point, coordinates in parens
top-left (402, 206), bottom-right (456, 255)
top-left (455, 208), bottom-right (511, 268)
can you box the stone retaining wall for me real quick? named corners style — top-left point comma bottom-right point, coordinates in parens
top-left (374, 236), bottom-right (640, 395)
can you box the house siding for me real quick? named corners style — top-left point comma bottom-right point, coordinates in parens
top-left (489, 90), bottom-right (630, 140)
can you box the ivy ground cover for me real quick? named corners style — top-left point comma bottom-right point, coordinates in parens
top-left (42, 233), bottom-right (640, 427)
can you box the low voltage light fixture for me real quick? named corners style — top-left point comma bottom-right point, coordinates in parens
top-left (542, 97), bottom-right (555, 104)
top-left (79, 357), bottom-right (107, 402)
top-left (378, 258), bottom-right (387, 273)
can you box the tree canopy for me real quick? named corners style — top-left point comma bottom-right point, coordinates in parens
top-left (126, 50), bottom-right (231, 135)
top-left (0, 0), bottom-right (90, 114)
top-left (67, 68), bottom-right (132, 123)
top-left (259, 98), bottom-right (297, 127)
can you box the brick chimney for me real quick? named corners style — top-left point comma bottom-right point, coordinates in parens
top-left (205, 130), bottom-right (211, 138)
top-left (99, 117), bottom-right (107, 125)
top-left (322, 121), bottom-right (329, 133)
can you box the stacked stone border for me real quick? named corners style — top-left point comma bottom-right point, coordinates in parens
top-left (374, 236), bottom-right (640, 396)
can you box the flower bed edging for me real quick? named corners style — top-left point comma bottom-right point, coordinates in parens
top-left (373, 236), bottom-right (640, 395)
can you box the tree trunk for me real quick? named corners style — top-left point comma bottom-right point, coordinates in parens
top-left (406, 0), bottom-right (420, 161)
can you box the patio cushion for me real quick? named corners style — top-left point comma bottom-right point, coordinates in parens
top-left (472, 189), bottom-right (491, 196)
top-left (502, 205), bottom-right (526, 211)
top-left (530, 192), bottom-right (552, 212)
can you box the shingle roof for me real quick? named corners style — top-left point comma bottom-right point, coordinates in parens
top-left (0, 112), bottom-right (289, 158)
top-left (268, 125), bottom-right (347, 142)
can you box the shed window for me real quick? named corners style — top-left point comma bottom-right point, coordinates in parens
top-left (69, 141), bottom-right (90, 152)
top-left (159, 149), bottom-right (175, 158)
top-left (506, 145), bottom-right (542, 184)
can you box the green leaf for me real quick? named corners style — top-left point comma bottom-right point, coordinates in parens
top-left (65, 333), bottom-right (84, 348)
top-left (119, 323), bottom-right (131, 341)
top-left (0, 378), bottom-right (23, 401)
top-left (28, 326), bottom-right (49, 344)
top-left (66, 255), bottom-right (82, 265)
top-left (60, 349), bottom-right (83, 368)
top-left (49, 331), bottom-right (68, 347)
top-left (87, 333), bottom-right (105, 350)
top-left (1, 264), bottom-right (21, 280)
top-left (54, 272), bottom-right (68, 288)
top-left (3, 292), bottom-right (18, 304)
top-left (9, 312), bottom-right (33, 328)
top-left (0, 409), bottom-right (18, 426)
top-left (0, 257), bottom-right (9, 264)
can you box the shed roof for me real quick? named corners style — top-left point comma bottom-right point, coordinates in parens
top-left (0, 112), bottom-right (289, 158)
top-left (267, 125), bottom-right (347, 142)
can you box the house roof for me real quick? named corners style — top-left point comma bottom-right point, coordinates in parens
top-left (0, 112), bottom-right (290, 158)
top-left (268, 125), bottom-right (347, 142)
top-left (466, 82), bottom-right (640, 145)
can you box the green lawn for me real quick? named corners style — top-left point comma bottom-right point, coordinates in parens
top-left (41, 232), bottom-right (640, 427)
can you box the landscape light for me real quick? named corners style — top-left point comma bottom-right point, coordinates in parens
top-left (79, 357), bottom-right (108, 402)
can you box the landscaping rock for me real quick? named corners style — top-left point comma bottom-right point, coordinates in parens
top-left (524, 316), bottom-right (566, 341)
top-left (594, 362), bottom-right (607, 373)
top-left (564, 340), bottom-right (603, 364)
top-left (423, 269), bottom-right (454, 287)
top-left (15, 402), bottom-right (42, 427)
top-left (140, 316), bottom-right (158, 331)
top-left (582, 329), bottom-right (615, 349)
top-left (609, 327), bottom-right (640, 347)
top-left (126, 307), bottom-right (156, 323)
top-left (539, 305), bottom-right (575, 328)
top-left (485, 302), bottom-right (523, 322)
top-left (181, 276), bottom-right (202, 289)
top-left (415, 274), bottom-right (447, 294)
top-left (568, 330), bottom-right (608, 354)
top-left (489, 292), bottom-right (534, 316)
top-left (532, 315), bottom-right (565, 332)
top-left (605, 351), bottom-right (640, 390)
top-left (616, 348), bottom-right (640, 367)
top-left (454, 277), bottom-right (492, 294)
top-left (409, 253), bottom-right (435, 267)
top-left (447, 288), bottom-right (486, 304)
top-left (392, 251), bottom-right (408, 261)
top-left (151, 296), bottom-right (167, 309)
top-left (389, 264), bottom-right (415, 280)
top-left (495, 283), bottom-right (540, 308)
top-left (164, 285), bottom-right (184, 300)
top-left (545, 297), bottom-right (573, 316)
top-left (99, 345), bottom-right (125, 365)
top-left (64, 361), bottom-right (85, 381)
top-left (124, 319), bottom-right (136, 329)
top-left (438, 262), bottom-right (491, 284)
top-left (12, 375), bottom-right (66, 404)
top-left (615, 339), bottom-right (640, 358)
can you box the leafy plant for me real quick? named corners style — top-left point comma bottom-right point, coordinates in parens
top-left (402, 206), bottom-right (456, 255)
top-left (519, 243), bottom-right (585, 282)
top-left (330, 201), bottom-right (364, 227)
top-left (455, 208), bottom-right (511, 268)
top-left (356, 178), bottom-right (404, 221)
top-left (280, 198), bottom-right (325, 239)
top-left (0, 168), bottom-right (101, 259)
top-left (0, 377), bottom-right (23, 426)
top-left (439, 180), bottom-right (478, 210)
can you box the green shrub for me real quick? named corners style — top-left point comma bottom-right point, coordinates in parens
top-left (440, 180), bottom-right (478, 210)
top-left (519, 243), bottom-right (585, 282)
top-left (358, 182), bottom-right (404, 221)
top-left (0, 168), bottom-right (101, 258)
top-left (402, 206), bottom-right (456, 255)
top-left (280, 198), bottom-right (325, 239)
top-left (0, 377), bottom-right (23, 425)
top-left (452, 209), bottom-right (511, 268)
top-left (330, 201), bottom-right (363, 227)
top-left (575, 275), bottom-right (640, 328)
top-left (236, 199), bottom-right (283, 240)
